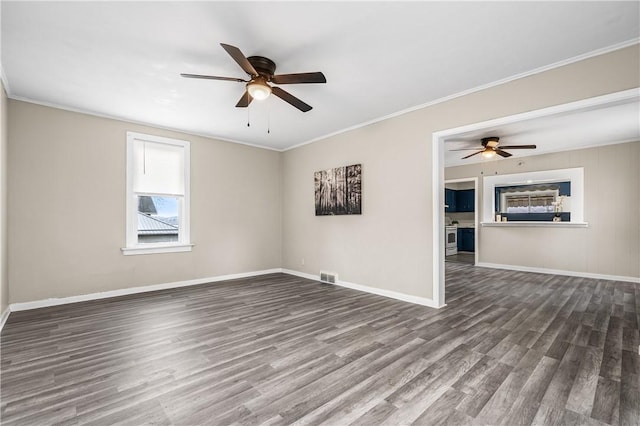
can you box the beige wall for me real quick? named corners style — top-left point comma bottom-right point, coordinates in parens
top-left (446, 142), bottom-right (640, 279)
top-left (1, 81), bottom-right (8, 314)
top-left (8, 101), bottom-right (282, 303)
top-left (4, 45), bottom-right (639, 306)
top-left (282, 45), bottom-right (640, 300)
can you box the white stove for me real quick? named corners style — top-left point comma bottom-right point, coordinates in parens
top-left (445, 226), bottom-right (458, 256)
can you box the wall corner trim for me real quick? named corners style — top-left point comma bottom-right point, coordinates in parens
top-left (8, 268), bottom-right (284, 312)
top-left (282, 268), bottom-right (445, 309)
top-left (476, 262), bottom-right (640, 284)
top-left (0, 307), bottom-right (10, 333)
top-left (0, 63), bottom-right (10, 96)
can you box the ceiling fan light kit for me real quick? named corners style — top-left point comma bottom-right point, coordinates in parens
top-left (481, 149), bottom-right (496, 159)
top-left (247, 77), bottom-right (271, 100)
top-left (181, 43), bottom-right (326, 113)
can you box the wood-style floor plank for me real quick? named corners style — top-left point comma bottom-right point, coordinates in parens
top-left (1, 264), bottom-right (638, 425)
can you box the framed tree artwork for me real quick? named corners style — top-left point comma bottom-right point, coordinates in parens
top-left (314, 164), bottom-right (361, 215)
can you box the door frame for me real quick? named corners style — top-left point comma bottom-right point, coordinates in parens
top-left (444, 177), bottom-right (479, 264)
top-left (429, 88), bottom-right (638, 308)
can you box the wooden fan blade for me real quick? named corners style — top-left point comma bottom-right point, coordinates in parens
top-left (461, 150), bottom-right (483, 159)
top-left (272, 72), bottom-right (327, 84)
top-left (235, 91), bottom-right (253, 108)
top-left (220, 43), bottom-right (258, 76)
top-left (495, 148), bottom-right (512, 158)
top-left (181, 73), bottom-right (247, 83)
top-left (498, 145), bottom-right (537, 149)
top-left (271, 87), bottom-right (312, 112)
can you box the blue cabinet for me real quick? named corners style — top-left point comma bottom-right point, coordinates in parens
top-left (445, 189), bottom-right (456, 212)
top-left (456, 189), bottom-right (475, 212)
top-left (446, 188), bottom-right (475, 212)
top-left (457, 228), bottom-right (475, 252)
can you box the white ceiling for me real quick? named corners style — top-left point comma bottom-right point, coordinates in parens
top-left (2, 2), bottom-right (639, 151)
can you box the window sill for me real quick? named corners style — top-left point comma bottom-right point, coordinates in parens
top-left (481, 222), bottom-right (589, 228)
top-left (121, 243), bottom-right (194, 256)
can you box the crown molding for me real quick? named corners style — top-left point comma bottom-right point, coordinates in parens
top-left (7, 94), bottom-right (282, 152)
top-left (284, 38), bottom-right (640, 152)
top-left (2, 37), bottom-right (638, 153)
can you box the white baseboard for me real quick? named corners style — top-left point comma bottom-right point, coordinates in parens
top-left (6, 266), bottom-right (444, 316)
top-left (282, 268), bottom-right (443, 309)
top-left (7, 262), bottom-right (632, 319)
top-left (9, 268), bottom-right (283, 312)
top-left (281, 268), bottom-right (318, 282)
top-left (476, 262), bottom-right (640, 284)
top-left (0, 306), bottom-right (10, 333)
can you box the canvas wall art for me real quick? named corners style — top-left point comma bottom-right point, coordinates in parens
top-left (314, 164), bottom-right (362, 215)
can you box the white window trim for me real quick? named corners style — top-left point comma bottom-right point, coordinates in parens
top-left (122, 131), bottom-right (192, 256)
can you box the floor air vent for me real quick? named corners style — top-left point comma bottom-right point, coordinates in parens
top-left (320, 271), bottom-right (337, 284)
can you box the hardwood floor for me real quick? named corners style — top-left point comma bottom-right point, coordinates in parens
top-left (445, 252), bottom-right (475, 265)
top-left (1, 265), bottom-right (638, 425)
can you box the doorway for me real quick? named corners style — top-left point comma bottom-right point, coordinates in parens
top-left (430, 89), bottom-right (638, 308)
top-left (444, 178), bottom-right (478, 266)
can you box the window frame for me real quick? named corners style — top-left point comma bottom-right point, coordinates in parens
top-left (122, 131), bottom-right (192, 256)
top-left (481, 167), bottom-right (587, 227)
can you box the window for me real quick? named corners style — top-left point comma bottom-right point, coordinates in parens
top-left (496, 182), bottom-right (571, 221)
top-left (123, 132), bottom-right (191, 255)
top-left (482, 167), bottom-right (586, 226)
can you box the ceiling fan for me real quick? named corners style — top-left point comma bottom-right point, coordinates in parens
top-left (451, 136), bottom-right (537, 159)
top-left (181, 43), bottom-right (326, 112)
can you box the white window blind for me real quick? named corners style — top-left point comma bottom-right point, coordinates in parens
top-left (131, 139), bottom-right (185, 196)
top-left (123, 131), bottom-right (191, 255)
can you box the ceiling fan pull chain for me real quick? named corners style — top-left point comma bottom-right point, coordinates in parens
top-left (247, 106), bottom-right (250, 128)
top-left (267, 100), bottom-right (271, 134)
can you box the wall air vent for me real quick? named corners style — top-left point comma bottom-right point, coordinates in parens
top-left (319, 271), bottom-right (338, 284)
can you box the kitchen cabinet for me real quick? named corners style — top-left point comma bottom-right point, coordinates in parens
top-left (558, 182), bottom-right (571, 196)
top-left (445, 189), bottom-right (456, 212)
top-left (445, 188), bottom-right (475, 212)
top-left (457, 228), bottom-right (475, 252)
top-left (455, 189), bottom-right (475, 212)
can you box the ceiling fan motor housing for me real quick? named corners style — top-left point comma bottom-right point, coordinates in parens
top-left (247, 56), bottom-right (277, 78)
top-left (482, 136), bottom-right (500, 148)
